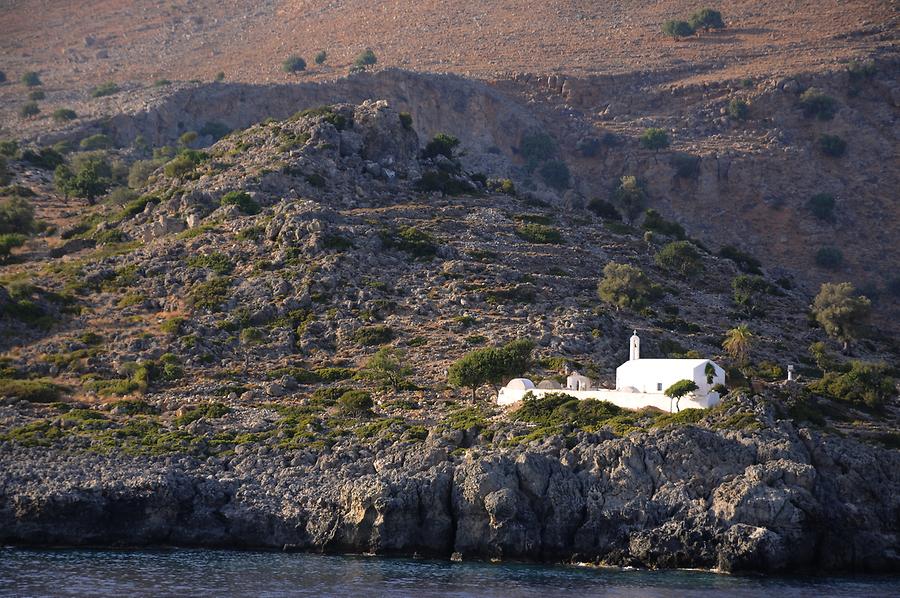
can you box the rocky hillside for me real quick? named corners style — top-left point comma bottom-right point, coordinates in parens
top-left (0, 97), bottom-right (898, 571)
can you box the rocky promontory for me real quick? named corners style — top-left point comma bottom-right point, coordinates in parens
top-left (1, 394), bottom-right (898, 574)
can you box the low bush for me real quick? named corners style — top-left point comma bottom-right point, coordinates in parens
top-left (415, 170), bottom-right (474, 195)
top-left (52, 108), bottom-right (77, 122)
top-left (718, 245), bottom-right (762, 275)
top-left (0, 378), bottom-right (63, 402)
top-left (0, 233), bottom-right (27, 260)
top-left (338, 390), bottom-right (373, 415)
top-left (423, 133), bottom-right (460, 160)
top-left (587, 198), bottom-right (621, 220)
top-left (175, 402), bottom-right (230, 426)
top-left (519, 132), bottom-right (556, 170)
top-left (381, 226), bottom-right (439, 258)
top-left (314, 51), bottom-right (327, 65)
top-left (727, 98), bottom-right (749, 120)
top-left (642, 209), bottom-right (685, 239)
top-left (188, 277), bottom-right (231, 311)
top-left (220, 190), bottom-right (260, 215)
top-left (487, 178), bottom-right (515, 195)
top-left (597, 262), bottom-right (655, 310)
top-left (612, 175), bottom-right (646, 221)
top-left (90, 82), bottom-right (120, 98)
top-left (798, 88), bottom-right (837, 120)
top-left (283, 55), bottom-right (306, 73)
top-left (655, 240), bottom-right (702, 276)
top-left (19, 102), bottom-right (40, 118)
top-left (354, 49), bottom-right (377, 68)
top-left (163, 150), bottom-right (207, 179)
top-left (354, 324), bottom-right (394, 346)
top-left (28, 90), bottom-right (45, 101)
top-left (662, 20), bottom-right (694, 39)
top-left (538, 160), bottom-right (570, 190)
top-left (814, 246), bottom-right (843, 269)
top-left (0, 195), bottom-right (35, 234)
top-left (515, 222), bottom-right (563, 244)
top-left (187, 252), bottom-right (234, 275)
top-left (808, 193), bottom-right (836, 222)
top-left (21, 72), bottom-right (41, 87)
top-left (689, 8), bottom-right (725, 31)
top-left (640, 127), bottom-right (670, 151)
top-left (79, 134), bottom-right (112, 150)
top-left (819, 134), bottom-right (846, 157)
top-left (20, 147), bottom-right (63, 170)
top-left (807, 361), bottom-right (894, 409)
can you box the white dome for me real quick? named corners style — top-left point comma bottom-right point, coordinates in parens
top-left (506, 378), bottom-right (535, 390)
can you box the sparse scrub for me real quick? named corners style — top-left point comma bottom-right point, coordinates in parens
top-left (597, 262), bottom-right (655, 310)
top-left (354, 324), bottom-right (394, 346)
top-left (814, 246), bottom-right (843, 269)
top-left (807, 361), bottom-right (894, 409)
top-left (727, 98), bottom-right (749, 120)
top-left (338, 390), bottom-right (373, 415)
top-left (79, 134), bottom-right (112, 150)
top-left (90, 82), bottom-right (120, 98)
top-left (662, 20), bottom-right (694, 40)
top-left (0, 378), bottom-right (63, 403)
top-left (314, 51), bottom-right (327, 65)
top-left (380, 226), bottom-right (439, 258)
top-left (819, 134), bottom-right (846, 157)
top-left (808, 193), bottom-right (836, 222)
top-left (21, 72), bottom-right (41, 87)
top-left (655, 240), bottom-right (703, 276)
top-left (19, 102), bottom-right (40, 118)
top-left (689, 8), bottom-right (725, 31)
top-left (354, 49), bottom-right (377, 69)
top-left (187, 252), bottom-right (234, 275)
top-left (28, 90), bottom-right (45, 101)
top-left (52, 108), bottom-right (77, 122)
top-left (0, 195), bottom-right (36, 234)
top-left (0, 233), bottom-right (27, 261)
top-left (188, 277), bottom-right (232, 311)
top-left (359, 347), bottom-right (413, 390)
top-left (798, 88), bottom-right (837, 120)
top-left (642, 209), bottom-right (685, 239)
top-left (640, 128), bottom-right (670, 151)
top-left (515, 222), bottom-right (563, 244)
top-left (219, 190), bottom-right (260, 215)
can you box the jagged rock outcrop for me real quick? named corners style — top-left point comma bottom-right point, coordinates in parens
top-left (1, 412), bottom-right (897, 573)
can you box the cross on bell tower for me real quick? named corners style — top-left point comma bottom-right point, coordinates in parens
top-left (630, 330), bottom-right (640, 361)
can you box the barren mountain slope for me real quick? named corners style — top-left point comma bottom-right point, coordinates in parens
top-left (0, 0), bottom-right (895, 91)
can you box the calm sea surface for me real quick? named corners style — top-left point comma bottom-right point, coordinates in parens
top-left (1, 548), bottom-right (898, 597)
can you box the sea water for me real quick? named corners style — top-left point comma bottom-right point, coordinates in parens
top-left (1, 548), bottom-right (898, 597)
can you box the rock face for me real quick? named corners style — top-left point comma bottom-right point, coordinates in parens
top-left (1, 419), bottom-right (898, 573)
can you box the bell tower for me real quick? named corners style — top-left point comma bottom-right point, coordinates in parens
top-left (629, 330), bottom-right (640, 361)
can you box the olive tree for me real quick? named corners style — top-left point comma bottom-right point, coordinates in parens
top-left (811, 282), bottom-right (871, 352)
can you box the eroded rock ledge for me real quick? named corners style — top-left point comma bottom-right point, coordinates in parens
top-left (2, 419), bottom-right (897, 574)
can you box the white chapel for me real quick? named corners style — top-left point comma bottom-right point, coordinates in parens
top-left (497, 331), bottom-right (726, 412)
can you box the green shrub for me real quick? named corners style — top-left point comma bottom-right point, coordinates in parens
top-left (819, 134), bottom-right (846, 157)
top-left (187, 252), bottom-right (234, 275)
top-left (807, 361), bottom-right (894, 409)
top-left (655, 240), bottom-right (703, 276)
top-left (448, 339), bottom-right (533, 400)
top-left (127, 161), bottom-right (160, 188)
top-left (415, 170), bottom-right (474, 195)
top-left (381, 226), bottom-right (439, 257)
top-left (19, 102), bottom-right (40, 118)
top-left (798, 88), bottom-right (837, 120)
top-left (808, 193), bottom-right (836, 222)
top-left (175, 402), bottom-right (230, 426)
top-left (79, 134), bottom-right (112, 150)
top-left (214, 71), bottom-right (225, 82)
top-left (314, 50), bottom-right (327, 65)
top-left (90, 82), bottom-right (120, 98)
top-left (597, 262), bottom-right (655, 310)
top-left (355, 49), bottom-right (377, 68)
top-left (422, 133), bottom-right (460, 160)
top-left (718, 245), bottom-right (762, 275)
top-left (239, 327), bottom-right (265, 345)
top-left (52, 108), bottom-right (77, 122)
top-left (354, 324), bottom-right (394, 346)
top-left (163, 150), bottom-right (207, 179)
top-left (487, 178), bottom-right (515, 195)
top-left (314, 366), bottom-right (355, 382)
top-left (283, 55), bottom-right (307, 73)
top-left (338, 390), bottom-right (373, 415)
top-left (0, 233), bottom-right (27, 260)
top-left (21, 72), bottom-right (41, 87)
top-left (662, 20), bottom-right (694, 39)
top-left (814, 246), bottom-right (843, 269)
top-left (811, 282), bottom-right (870, 350)
top-left (519, 132), bottom-right (556, 170)
top-left (20, 147), bottom-right (64, 170)
top-left (160, 316), bottom-right (185, 336)
top-left (28, 90), bottom-right (45, 101)
top-left (220, 190), bottom-right (260, 215)
top-left (294, 105), bottom-right (349, 130)
top-left (538, 160), bottom-right (570, 190)
top-left (515, 222), bottom-right (563, 244)
top-left (398, 112), bottom-right (413, 130)
top-left (727, 98), bottom-right (749, 120)
top-left (642, 209), bottom-right (685, 239)
top-left (118, 194), bottom-right (159, 219)
top-left (188, 277), bottom-right (231, 311)
top-left (732, 274), bottom-right (772, 310)
top-left (0, 378), bottom-right (62, 403)
top-left (110, 399), bottom-right (159, 415)
top-left (358, 347), bottom-right (412, 390)
top-left (54, 155), bottom-right (112, 203)
top-left (612, 175), bottom-right (646, 221)
top-left (587, 198), bottom-right (621, 220)
top-left (0, 196), bottom-right (35, 234)
top-left (640, 128), bottom-right (670, 151)
top-left (0, 140), bottom-right (18, 157)
top-left (689, 8), bottom-right (725, 31)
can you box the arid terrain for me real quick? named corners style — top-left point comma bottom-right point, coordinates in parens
top-left (0, 0), bottom-right (898, 573)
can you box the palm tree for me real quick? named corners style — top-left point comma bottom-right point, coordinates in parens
top-left (723, 324), bottom-right (754, 367)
